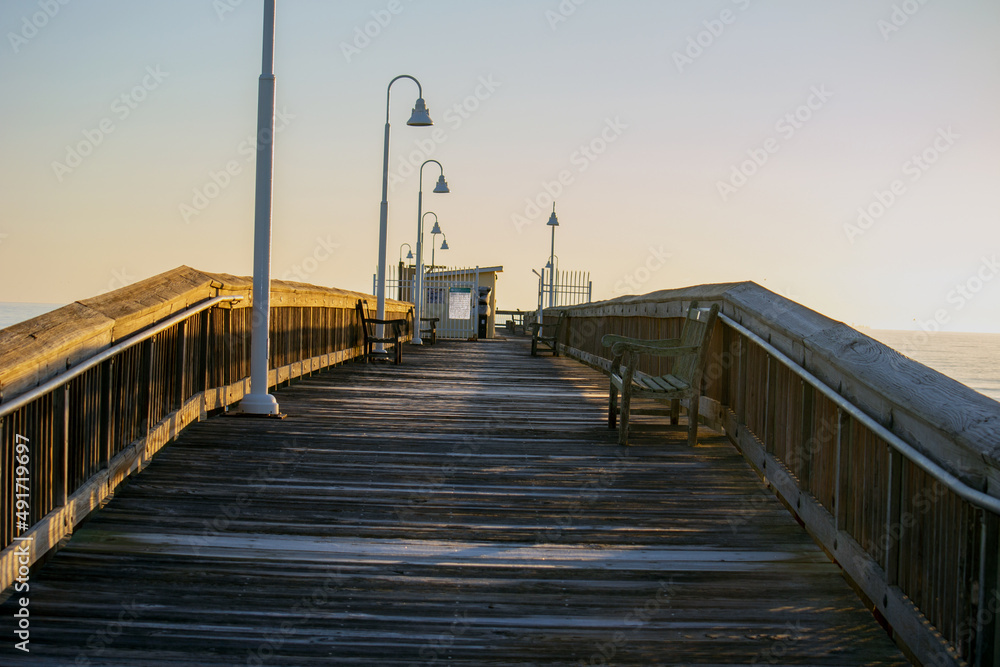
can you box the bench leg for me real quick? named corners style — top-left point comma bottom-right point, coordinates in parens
top-left (670, 399), bottom-right (680, 425)
top-left (619, 383), bottom-right (632, 446)
top-left (531, 337), bottom-right (538, 356)
top-left (608, 382), bottom-right (618, 429)
top-left (687, 392), bottom-right (700, 447)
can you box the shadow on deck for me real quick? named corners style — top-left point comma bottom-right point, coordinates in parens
top-left (1, 339), bottom-right (907, 665)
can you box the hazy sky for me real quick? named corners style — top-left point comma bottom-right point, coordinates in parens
top-left (1, 0), bottom-right (998, 331)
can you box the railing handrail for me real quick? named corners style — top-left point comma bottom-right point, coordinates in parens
top-left (720, 312), bottom-right (1000, 515)
top-left (0, 295), bottom-right (243, 419)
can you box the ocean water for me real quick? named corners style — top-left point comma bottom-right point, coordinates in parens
top-left (0, 303), bottom-right (996, 402)
top-left (0, 302), bottom-right (63, 330)
top-left (865, 329), bottom-right (1000, 403)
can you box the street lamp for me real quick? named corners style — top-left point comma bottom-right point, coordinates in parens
top-left (432, 234), bottom-right (449, 271)
top-left (428, 215), bottom-right (444, 271)
top-left (413, 160), bottom-right (450, 344)
top-left (399, 242), bottom-right (414, 265)
top-left (397, 243), bottom-right (414, 303)
top-left (242, 0), bottom-right (281, 416)
top-left (546, 202), bottom-right (559, 308)
top-left (376, 74), bottom-right (433, 344)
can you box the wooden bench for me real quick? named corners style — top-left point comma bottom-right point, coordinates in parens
top-left (530, 311), bottom-right (566, 356)
top-left (603, 302), bottom-right (719, 446)
top-left (420, 317), bottom-right (438, 345)
top-left (356, 300), bottom-right (404, 364)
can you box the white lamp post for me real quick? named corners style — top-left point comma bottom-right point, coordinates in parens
top-left (435, 234), bottom-right (449, 270)
top-left (427, 214), bottom-right (444, 270)
top-left (546, 202), bottom-right (559, 308)
top-left (242, 0), bottom-right (280, 416)
top-left (397, 243), bottom-right (414, 302)
top-left (413, 160), bottom-right (449, 344)
top-left (376, 75), bottom-right (433, 345)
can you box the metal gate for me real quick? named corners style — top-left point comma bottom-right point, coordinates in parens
top-left (381, 265), bottom-right (479, 340)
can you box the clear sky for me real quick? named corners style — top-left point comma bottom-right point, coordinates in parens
top-left (1, 0), bottom-right (998, 332)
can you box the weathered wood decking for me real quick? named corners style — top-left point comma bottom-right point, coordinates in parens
top-left (1, 339), bottom-right (907, 665)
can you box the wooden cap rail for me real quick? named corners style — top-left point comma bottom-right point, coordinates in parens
top-left (547, 281), bottom-right (1000, 667)
top-left (0, 265), bottom-right (413, 595)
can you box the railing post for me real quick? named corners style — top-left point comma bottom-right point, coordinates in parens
top-left (975, 509), bottom-right (999, 666)
top-left (799, 380), bottom-right (815, 485)
top-left (765, 355), bottom-right (777, 455)
top-left (100, 359), bottom-right (112, 464)
top-left (139, 336), bottom-right (154, 435)
top-left (174, 320), bottom-right (188, 410)
top-left (835, 409), bottom-right (851, 533)
top-left (199, 310), bottom-right (210, 394)
top-left (885, 447), bottom-right (904, 584)
top-left (53, 384), bottom-right (69, 508)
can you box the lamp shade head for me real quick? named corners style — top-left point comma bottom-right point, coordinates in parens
top-left (440, 238), bottom-right (449, 250)
top-left (547, 209), bottom-right (559, 227)
top-left (406, 250), bottom-right (414, 259)
top-left (407, 98), bottom-right (433, 126)
top-left (433, 174), bottom-right (450, 193)
top-left (430, 221), bottom-right (442, 235)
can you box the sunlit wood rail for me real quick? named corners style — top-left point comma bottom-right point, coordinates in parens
top-left (0, 266), bottom-right (412, 591)
top-left (1, 339), bottom-right (905, 665)
top-left (552, 281), bottom-right (1000, 667)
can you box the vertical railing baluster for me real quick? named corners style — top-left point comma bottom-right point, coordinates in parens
top-left (975, 509), bottom-right (999, 666)
top-left (764, 355), bottom-right (776, 455)
top-left (799, 380), bottom-right (814, 489)
top-left (199, 310), bottom-right (210, 394)
top-left (54, 384), bottom-right (69, 508)
top-left (175, 320), bottom-right (188, 410)
top-left (99, 359), bottom-right (112, 467)
top-left (835, 409), bottom-right (849, 533)
top-left (139, 336), bottom-right (154, 436)
top-left (885, 446), bottom-right (903, 585)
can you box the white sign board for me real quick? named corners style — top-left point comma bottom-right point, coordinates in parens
top-left (448, 287), bottom-right (472, 320)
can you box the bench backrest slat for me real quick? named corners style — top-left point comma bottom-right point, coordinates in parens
top-left (669, 303), bottom-right (719, 384)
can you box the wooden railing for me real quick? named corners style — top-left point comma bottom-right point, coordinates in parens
top-left (550, 282), bottom-right (1000, 667)
top-left (0, 266), bottom-right (412, 591)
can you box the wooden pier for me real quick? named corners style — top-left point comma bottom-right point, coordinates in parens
top-left (1, 339), bottom-right (906, 665)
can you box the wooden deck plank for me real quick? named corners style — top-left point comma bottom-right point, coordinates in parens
top-left (0, 339), bottom-right (908, 665)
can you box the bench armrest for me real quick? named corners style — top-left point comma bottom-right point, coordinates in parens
top-left (614, 342), bottom-right (699, 358)
top-left (602, 334), bottom-right (699, 359)
top-left (602, 334), bottom-right (681, 349)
